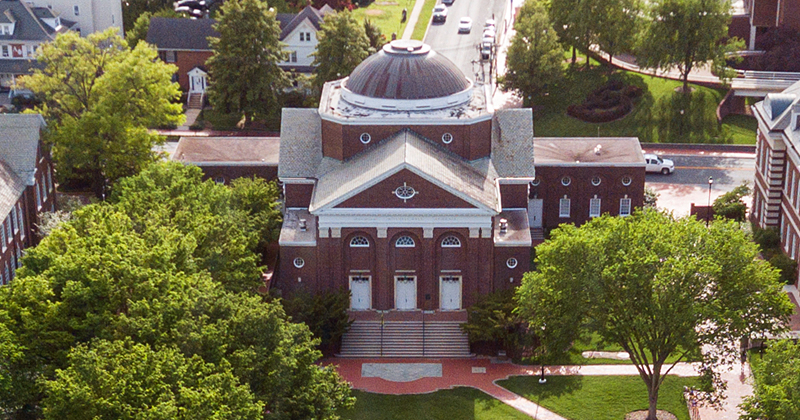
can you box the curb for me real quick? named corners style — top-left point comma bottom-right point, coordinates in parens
top-left (641, 143), bottom-right (755, 153)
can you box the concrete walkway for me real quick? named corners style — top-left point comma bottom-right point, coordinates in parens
top-left (177, 108), bottom-right (201, 131)
top-left (401, 0), bottom-right (426, 40)
top-left (328, 357), bottom-right (702, 419)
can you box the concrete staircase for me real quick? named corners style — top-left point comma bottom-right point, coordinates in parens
top-left (339, 320), bottom-right (471, 358)
top-left (187, 93), bottom-right (204, 109)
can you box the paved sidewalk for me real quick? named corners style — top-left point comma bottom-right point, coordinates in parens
top-left (401, 0), bottom-right (426, 40)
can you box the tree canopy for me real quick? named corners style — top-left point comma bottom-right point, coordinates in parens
top-left (712, 181), bottom-right (751, 222)
top-left (312, 10), bottom-right (371, 88)
top-left (207, 0), bottom-right (289, 125)
top-left (503, 0), bottom-right (563, 102)
top-left (0, 163), bottom-right (352, 420)
top-left (125, 8), bottom-right (180, 49)
top-left (20, 29), bottom-right (183, 197)
top-left (637, 0), bottom-right (742, 93)
top-left (741, 340), bottom-right (800, 420)
top-left (516, 210), bottom-right (792, 420)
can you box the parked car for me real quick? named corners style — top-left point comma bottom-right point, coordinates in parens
top-left (432, 5), bottom-right (447, 22)
top-left (484, 18), bottom-right (496, 31)
top-left (442, 0), bottom-right (454, 5)
top-left (480, 41), bottom-right (492, 60)
top-left (482, 28), bottom-right (496, 40)
top-left (458, 17), bottom-right (472, 33)
top-left (644, 153), bottom-right (675, 174)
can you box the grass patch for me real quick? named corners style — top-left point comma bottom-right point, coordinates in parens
top-left (532, 65), bottom-right (741, 144)
top-left (411, 0), bottom-right (436, 40)
top-left (498, 375), bottom-right (698, 420)
top-left (721, 114), bottom-right (758, 144)
top-left (352, 0), bottom-right (413, 41)
top-left (339, 388), bottom-right (531, 420)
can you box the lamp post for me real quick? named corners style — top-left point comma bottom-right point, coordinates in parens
top-left (539, 325), bottom-right (547, 384)
top-left (707, 176), bottom-right (713, 226)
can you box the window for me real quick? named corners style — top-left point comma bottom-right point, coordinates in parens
top-left (47, 166), bottom-right (52, 194)
top-left (293, 257), bottom-right (305, 268)
top-left (1, 46), bottom-right (8, 58)
top-left (214, 176), bottom-right (225, 184)
top-left (15, 246), bottom-right (20, 268)
top-left (165, 50), bottom-right (177, 63)
top-left (591, 176), bottom-right (601, 186)
top-left (350, 236), bottom-right (369, 247)
top-left (1, 219), bottom-right (6, 250)
top-left (589, 196), bottom-right (601, 217)
top-left (73, 5), bottom-right (80, 15)
top-left (10, 207), bottom-right (17, 234)
top-left (289, 51), bottom-right (297, 63)
top-left (360, 133), bottom-right (371, 144)
top-left (621, 176), bottom-right (632, 186)
top-left (17, 203), bottom-right (24, 239)
top-left (561, 176), bottom-right (571, 186)
top-left (300, 32), bottom-right (312, 41)
top-left (441, 236), bottom-right (461, 247)
top-left (0, 24), bottom-right (12, 35)
top-left (442, 133), bottom-right (453, 144)
top-left (506, 258), bottom-right (518, 269)
top-left (395, 236), bottom-right (415, 247)
top-left (619, 197), bottom-right (632, 216)
top-left (394, 184), bottom-right (416, 201)
top-left (36, 184), bottom-right (42, 209)
top-left (3, 263), bottom-right (8, 285)
top-left (559, 196), bottom-right (570, 218)
top-left (531, 178), bottom-right (540, 187)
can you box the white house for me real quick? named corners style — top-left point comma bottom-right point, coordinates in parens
top-left (26, 0), bottom-right (123, 35)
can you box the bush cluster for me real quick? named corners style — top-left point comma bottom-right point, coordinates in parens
top-left (753, 225), bottom-right (798, 284)
top-left (566, 79), bottom-right (643, 123)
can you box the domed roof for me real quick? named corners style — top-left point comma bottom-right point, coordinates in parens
top-left (344, 40), bottom-right (471, 101)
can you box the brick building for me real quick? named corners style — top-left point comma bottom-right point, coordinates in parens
top-left (0, 114), bottom-right (56, 285)
top-left (731, 0), bottom-right (800, 50)
top-left (172, 136), bottom-right (280, 183)
top-left (751, 80), bottom-right (800, 285)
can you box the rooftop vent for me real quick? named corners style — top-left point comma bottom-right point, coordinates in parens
top-left (299, 219), bottom-right (307, 232)
top-left (499, 218), bottom-right (508, 233)
top-left (594, 144), bottom-right (602, 155)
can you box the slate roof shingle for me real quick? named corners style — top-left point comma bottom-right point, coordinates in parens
top-left (0, 114), bottom-right (45, 186)
top-left (0, 160), bottom-right (26, 220)
top-left (146, 17), bottom-right (218, 51)
top-left (278, 108), bottom-right (323, 179)
top-left (491, 109), bottom-right (535, 178)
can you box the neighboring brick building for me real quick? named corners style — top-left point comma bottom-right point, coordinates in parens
top-left (731, 0), bottom-right (800, 50)
top-left (0, 114), bottom-right (56, 285)
top-left (751, 80), bottom-right (800, 285)
top-left (172, 136), bottom-right (280, 183)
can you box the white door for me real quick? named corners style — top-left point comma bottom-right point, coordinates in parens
top-left (395, 276), bottom-right (416, 310)
top-left (440, 276), bottom-right (461, 310)
top-left (350, 276), bottom-right (371, 310)
top-left (528, 199), bottom-right (543, 228)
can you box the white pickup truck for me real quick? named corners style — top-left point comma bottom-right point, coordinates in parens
top-left (644, 153), bottom-right (675, 174)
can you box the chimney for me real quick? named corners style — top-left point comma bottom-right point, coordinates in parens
top-left (299, 219), bottom-right (307, 232)
top-left (499, 218), bottom-right (508, 233)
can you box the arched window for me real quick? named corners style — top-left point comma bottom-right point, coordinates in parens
top-left (395, 236), bottom-right (416, 247)
top-left (350, 236), bottom-right (370, 247)
top-left (441, 236), bottom-right (461, 248)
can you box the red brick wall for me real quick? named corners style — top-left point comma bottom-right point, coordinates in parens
top-left (492, 246), bottom-right (531, 291)
top-left (752, 0), bottom-right (779, 27)
top-left (284, 183), bottom-right (315, 208)
top-left (335, 169), bottom-right (475, 209)
top-left (160, 51), bottom-right (213, 92)
top-left (499, 184), bottom-right (528, 209)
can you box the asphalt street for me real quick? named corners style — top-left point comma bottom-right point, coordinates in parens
top-left (423, 0), bottom-right (509, 84)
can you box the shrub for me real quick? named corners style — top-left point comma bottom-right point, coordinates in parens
top-left (566, 79), bottom-right (642, 123)
top-left (769, 253), bottom-right (798, 284)
top-left (461, 289), bottom-right (534, 359)
top-left (753, 226), bottom-right (781, 254)
top-left (281, 288), bottom-right (352, 356)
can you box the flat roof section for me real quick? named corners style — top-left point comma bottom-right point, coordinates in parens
top-left (173, 137), bottom-right (280, 165)
top-left (534, 137), bottom-right (645, 166)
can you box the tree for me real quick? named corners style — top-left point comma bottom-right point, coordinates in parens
top-left (461, 289), bottom-right (534, 359)
top-left (312, 11), bottom-right (371, 88)
top-left (712, 181), bottom-right (751, 222)
top-left (363, 18), bottom-right (386, 53)
top-left (595, 0), bottom-right (641, 63)
top-left (637, 0), bottom-right (742, 94)
top-left (548, 0), bottom-right (599, 66)
top-left (122, 0), bottom-right (173, 33)
top-left (644, 186), bottom-right (659, 208)
top-left (516, 210), bottom-right (792, 420)
top-left (125, 8), bottom-right (180, 49)
top-left (20, 29), bottom-right (183, 197)
top-left (741, 340), bottom-right (800, 419)
top-left (281, 288), bottom-right (353, 355)
top-left (43, 339), bottom-right (263, 420)
top-left (207, 0), bottom-right (289, 126)
top-left (503, 0), bottom-right (563, 102)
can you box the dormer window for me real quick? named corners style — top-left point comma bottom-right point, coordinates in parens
top-left (0, 24), bottom-right (13, 35)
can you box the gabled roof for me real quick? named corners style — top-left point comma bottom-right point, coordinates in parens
top-left (0, 160), bottom-right (26, 220)
top-left (0, 0), bottom-right (55, 42)
top-left (0, 114), bottom-right (45, 186)
top-left (309, 130), bottom-right (500, 213)
top-left (491, 109), bottom-right (535, 178)
top-left (279, 5), bottom-right (325, 40)
top-left (278, 108), bottom-right (323, 179)
top-left (145, 17), bottom-right (218, 51)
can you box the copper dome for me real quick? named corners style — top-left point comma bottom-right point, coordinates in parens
top-left (344, 40), bottom-right (471, 101)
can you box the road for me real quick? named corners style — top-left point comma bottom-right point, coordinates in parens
top-left (643, 150), bottom-right (756, 215)
top-left (423, 0), bottom-right (509, 84)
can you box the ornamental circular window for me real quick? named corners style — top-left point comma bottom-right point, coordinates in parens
top-left (531, 178), bottom-right (540, 187)
top-left (591, 176), bottom-right (601, 186)
top-left (394, 184), bottom-right (417, 201)
top-left (506, 258), bottom-right (518, 269)
top-left (442, 133), bottom-right (453, 144)
top-left (360, 133), bottom-right (371, 144)
top-left (293, 257), bottom-right (305, 268)
top-left (621, 176), bottom-right (632, 186)
top-left (214, 176), bottom-right (226, 184)
top-left (561, 176), bottom-right (572, 186)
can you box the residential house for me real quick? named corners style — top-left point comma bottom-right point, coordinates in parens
top-left (25, 0), bottom-right (123, 36)
top-left (731, 0), bottom-right (800, 50)
top-left (0, 114), bottom-right (57, 285)
top-left (751, 80), bottom-right (800, 286)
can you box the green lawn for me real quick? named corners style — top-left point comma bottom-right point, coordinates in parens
top-left (338, 388), bottom-right (532, 420)
top-left (411, 0), bottom-right (436, 40)
top-left (498, 375), bottom-right (698, 420)
top-left (351, 0), bottom-right (413, 41)
top-left (531, 65), bottom-right (757, 145)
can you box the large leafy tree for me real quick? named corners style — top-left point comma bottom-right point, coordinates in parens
top-left (548, 0), bottom-right (599, 65)
top-left (741, 340), bottom-right (800, 419)
top-left (20, 29), bottom-right (183, 197)
top-left (312, 10), bottom-right (371, 88)
top-left (516, 210), bottom-right (792, 420)
top-left (207, 0), bottom-right (289, 126)
top-left (637, 0), bottom-right (742, 94)
top-left (503, 0), bottom-right (563, 103)
top-left (595, 0), bottom-right (641, 63)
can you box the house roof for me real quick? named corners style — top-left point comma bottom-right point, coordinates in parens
top-left (173, 136), bottom-right (280, 165)
top-left (145, 17), bottom-right (218, 51)
top-left (534, 137), bottom-right (645, 165)
top-left (0, 160), bottom-right (26, 220)
top-left (309, 130), bottom-right (500, 213)
top-left (278, 108), bottom-right (323, 179)
top-left (491, 109), bottom-right (535, 177)
top-left (0, 0), bottom-right (55, 42)
top-left (0, 58), bottom-right (43, 74)
top-left (279, 5), bottom-right (326, 40)
top-left (0, 114), bottom-right (45, 186)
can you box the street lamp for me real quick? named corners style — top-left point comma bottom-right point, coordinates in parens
top-left (707, 176), bottom-right (713, 226)
top-left (539, 325), bottom-right (547, 384)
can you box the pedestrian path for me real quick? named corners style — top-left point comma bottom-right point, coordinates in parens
top-left (327, 357), bottom-right (702, 419)
top-left (401, 0), bottom-right (426, 40)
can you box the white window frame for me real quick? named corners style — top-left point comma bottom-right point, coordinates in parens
top-left (10, 207), bottom-right (17, 234)
top-left (1, 45), bottom-right (8, 58)
top-left (559, 196), bottom-right (570, 218)
top-left (1, 219), bottom-right (6, 251)
top-left (395, 236), bottom-right (415, 247)
top-left (349, 236), bottom-right (370, 247)
top-left (441, 235), bottom-right (461, 247)
top-left (589, 196), bottom-right (601, 218)
top-left (165, 50), bottom-right (177, 63)
top-left (36, 184), bottom-right (41, 210)
top-left (619, 196), bottom-right (632, 217)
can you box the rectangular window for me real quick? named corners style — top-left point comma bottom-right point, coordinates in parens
top-left (619, 197), bottom-right (632, 216)
top-left (15, 245), bottom-right (20, 268)
top-left (17, 203), bottom-right (24, 239)
top-left (36, 184), bottom-right (41, 210)
top-left (1, 46), bottom-right (8, 58)
top-left (589, 197), bottom-right (601, 218)
top-left (559, 197), bottom-right (570, 218)
top-left (1, 219), bottom-right (6, 250)
top-left (290, 51), bottom-right (297, 62)
top-left (73, 5), bottom-right (80, 15)
top-left (3, 263), bottom-right (8, 285)
top-left (165, 50), bottom-right (176, 63)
